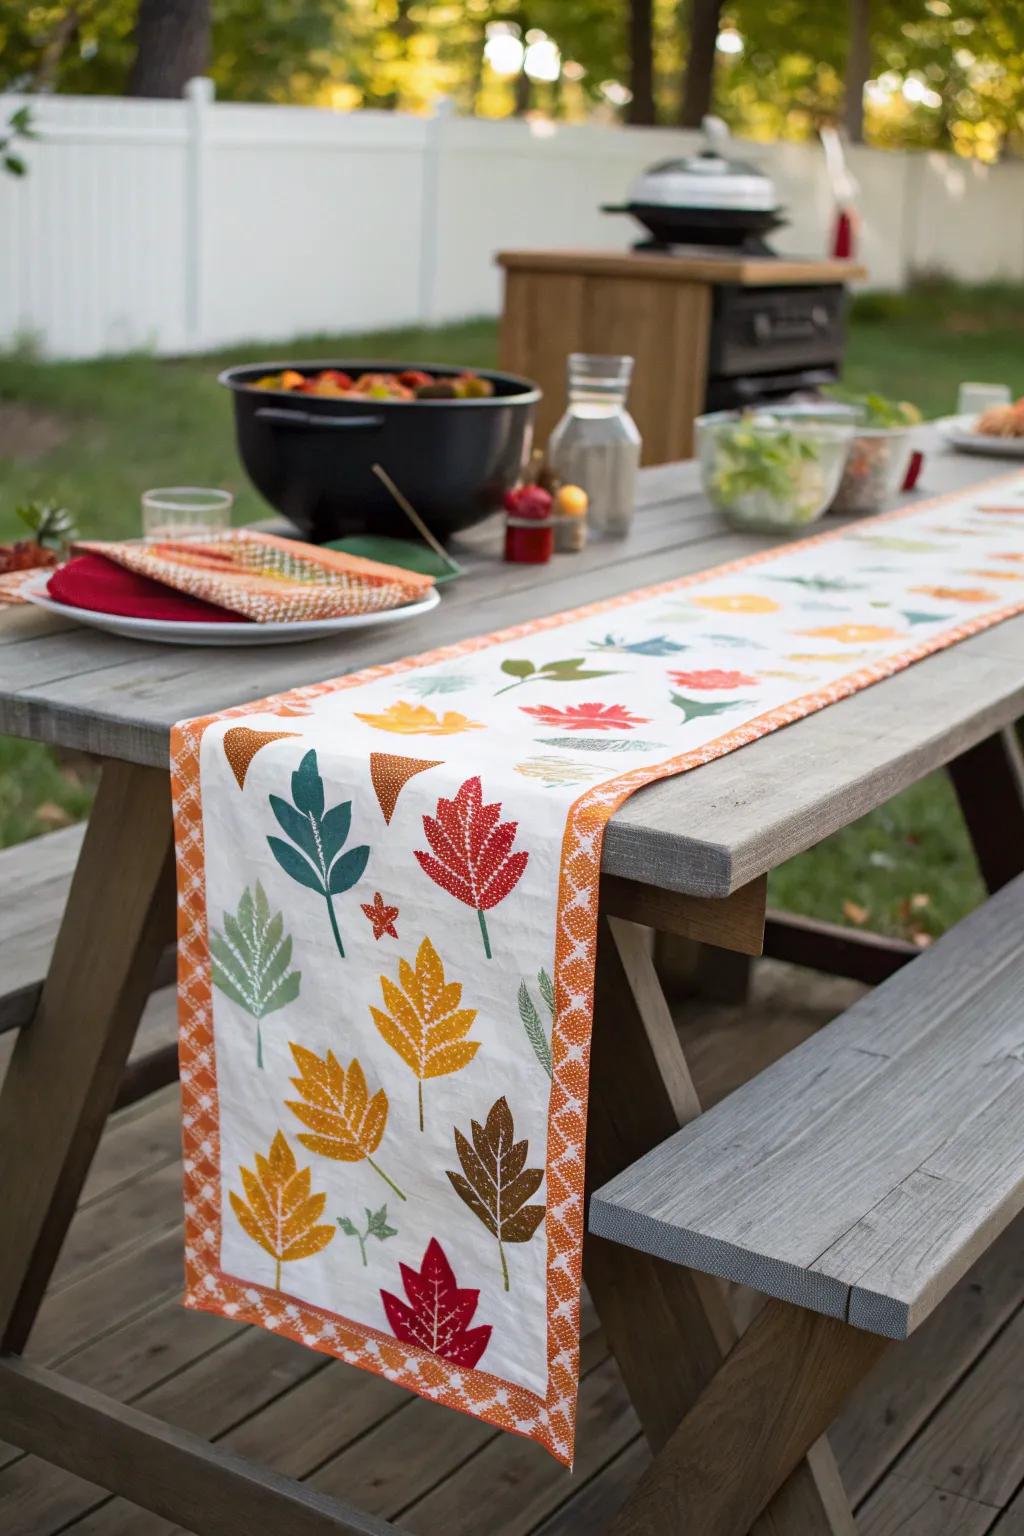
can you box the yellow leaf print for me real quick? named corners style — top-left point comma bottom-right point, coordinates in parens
top-left (787, 651), bottom-right (874, 664)
top-left (286, 1043), bottom-right (405, 1201)
top-left (692, 593), bottom-right (780, 615)
top-left (371, 936), bottom-right (479, 1131)
top-left (228, 1130), bottom-right (335, 1290)
top-left (354, 700), bottom-right (483, 735)
top-left (797, 624), bottom-right (904, 644)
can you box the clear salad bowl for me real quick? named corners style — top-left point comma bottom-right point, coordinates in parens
top-left (696, 411), bottom-right (852, 534)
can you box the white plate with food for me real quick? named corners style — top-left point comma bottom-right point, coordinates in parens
top-left (20, 570), bottom-right (440, 646)
top-left (938, 405), bottom-right (1024, 458)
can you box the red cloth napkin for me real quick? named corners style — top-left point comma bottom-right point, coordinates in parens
top-left (47, 553), bottom-right (248, 623)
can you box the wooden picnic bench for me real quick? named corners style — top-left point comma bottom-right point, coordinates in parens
top-left (0, 430), bottom-right (1020, 1534)
top-left (590, 872), bottom-right (1024, 1534)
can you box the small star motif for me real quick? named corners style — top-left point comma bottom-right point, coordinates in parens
top-left (361, 891), bottom-right (399, 940)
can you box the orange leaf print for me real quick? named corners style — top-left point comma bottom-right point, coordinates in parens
top-left (692, 593), bottom-right (780, 615)
top-left (285, 1043), bottom-right (405, 1201)
top-left (968, 569), bottom-right (1024, 581)
top-left (910, 585), bottom-right (996, 603)
top-left (228, 1130), bottom-right (335, 1290)
top-left (668, 668), bottom-right (759, 689)
top-left (798, 624), bottom-right (904, 643)
top-left (371, 936), bottom-right (479, 1132)
top-left (354, 701), bottom-right (483, 736)
top-left (222, 727), bottom-right (298, 789)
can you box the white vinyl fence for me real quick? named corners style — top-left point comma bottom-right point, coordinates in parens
top-left (3, 81), bottom-right (1024, 360)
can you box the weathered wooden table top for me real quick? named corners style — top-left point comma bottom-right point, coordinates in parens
top-left (1, 430), bottom-right (1021, 898)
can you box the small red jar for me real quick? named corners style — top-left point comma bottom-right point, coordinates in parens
top-left (504, 515), bottom-right (553, 563)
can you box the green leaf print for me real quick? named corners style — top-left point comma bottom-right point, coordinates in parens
top-left (337, 1204), bottom-right (398, 1267)
top-left (209, 881), bottom-right (301, 1068)
top-left (670, 693), bottom-right (755, 726)
top-left (518, 972), bottom-right (554, 1077)
top-left (267, 748), bottom-right (370, 959)
top-left (495, 656), bottom-right (619, 695)
top-left (537, 736), bottom-right (668, 752)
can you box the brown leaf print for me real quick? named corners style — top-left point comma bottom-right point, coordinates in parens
top-left (371, 936), bottom-right (479, 1132)
top-left (446, 1096), bottom-right (545, 1291)
top-left (228, 1130), bottom-right (335, 1290)
top-left (285, 1043), bottom-right (405, 1202)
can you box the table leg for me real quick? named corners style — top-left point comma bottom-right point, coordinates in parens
top-left (948, 723), bottom-right (1024, 893)
top-left (0, 759), bottom-right (177, 1351)
top-left (585, 914), bottom-right (859, 1535)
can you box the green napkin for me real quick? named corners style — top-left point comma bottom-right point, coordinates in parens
top-left (324, 535), bottom-right (464, 584)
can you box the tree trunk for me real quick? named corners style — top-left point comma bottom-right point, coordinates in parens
top-left (128, 0), bottom-right (211, 99)
top-left (679, 0), bottom-right (724, 127)
top-left (844, 0), bottom-right (870, 143)
top-left (35, 5), bottom-right (83, 92)
top-left (627, 0), bottom-right (656, 125)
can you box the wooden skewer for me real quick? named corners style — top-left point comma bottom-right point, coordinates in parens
top-left (371, 463), bottom-right (462, 574)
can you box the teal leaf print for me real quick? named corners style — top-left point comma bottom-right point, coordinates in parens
top-left (337, 1204), bottom-right (398, 1267)
top-left (405, 673), bottom-right (474, 697)
top-left (697, 633), bottom-right (767, 650)
top-left (518, 973), bottom-right (553, 1077)
top-left (900, 610), bottom-right (950, 625)
top-left (267, 748), bottom-right (370, 959)
top-left (588, 632), bottom-right (689, 656)
top-left (495, 656), bottom-right (619, 695)
top-left (670, 693), bottom-right (755, 725)
top-left (537, 736), bottom-right (668, 752)
top-left (209, 881), bottom-right (300, 1068)
top-left (765, 574), bottom-right (865, 592)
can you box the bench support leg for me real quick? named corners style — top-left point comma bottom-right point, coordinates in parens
top-left (604, 1298), bottom-right (886, 1536)
top-left (586, 914), bottom-right (858, 1536)
top-left (0, 759), bottom-right (177, 1352)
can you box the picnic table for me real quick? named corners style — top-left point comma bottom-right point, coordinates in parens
top-left (0, 427), bottom-right (1020, 1536)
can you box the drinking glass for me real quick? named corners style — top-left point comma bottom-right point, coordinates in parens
top-left (957, 383), bottom-right (1011, 418)
top-left (141, 487), bottom-right (234, 540)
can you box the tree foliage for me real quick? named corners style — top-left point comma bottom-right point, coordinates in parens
top-left (1, 0), bottom-right (1022, 161)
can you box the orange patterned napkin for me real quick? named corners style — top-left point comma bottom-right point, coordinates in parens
top-left (75, 531), bottom-right (434, 623)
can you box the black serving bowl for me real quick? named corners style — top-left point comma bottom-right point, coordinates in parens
top-left (220, 360), bottom-right (541, 544)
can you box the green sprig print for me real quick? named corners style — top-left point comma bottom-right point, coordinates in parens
top-left (337, 1205), bottom-right (398, 1266)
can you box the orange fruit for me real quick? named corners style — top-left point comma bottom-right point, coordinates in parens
top-left (556, 484), bottom-right (588, 517)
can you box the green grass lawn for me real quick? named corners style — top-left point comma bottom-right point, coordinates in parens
top-left (1, 281), bottom-right (1016, 939)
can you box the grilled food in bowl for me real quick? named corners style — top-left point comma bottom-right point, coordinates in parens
top-left (221, 361), bottom-right (540, 543)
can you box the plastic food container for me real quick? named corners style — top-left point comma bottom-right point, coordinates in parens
top-left (828, 427), bottom-right (916, 516)
top-left (695, 411), bottom-right (852, 534)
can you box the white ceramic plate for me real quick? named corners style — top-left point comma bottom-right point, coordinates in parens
top-left (937, 413), bottom-right (1024, 459)
top-left (21, 570), bottom-right (440, 646)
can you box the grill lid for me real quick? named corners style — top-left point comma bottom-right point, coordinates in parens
top-left (626, 116), bottom-right (776, 214)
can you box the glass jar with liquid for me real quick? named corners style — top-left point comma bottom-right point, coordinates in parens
top-left (547, 354), bottom-right (641, 537)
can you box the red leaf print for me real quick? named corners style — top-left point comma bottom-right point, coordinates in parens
top-left (361, 891), bottom-right (399, 941)
top-left (415, 776), bottom-right (528, 957)
top-left (519, 702), bottom-right (650, 732)
top-left (381, 1237), bottom-right (492, 1368)
top-left (668, 668), bottom-right (759, 690)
